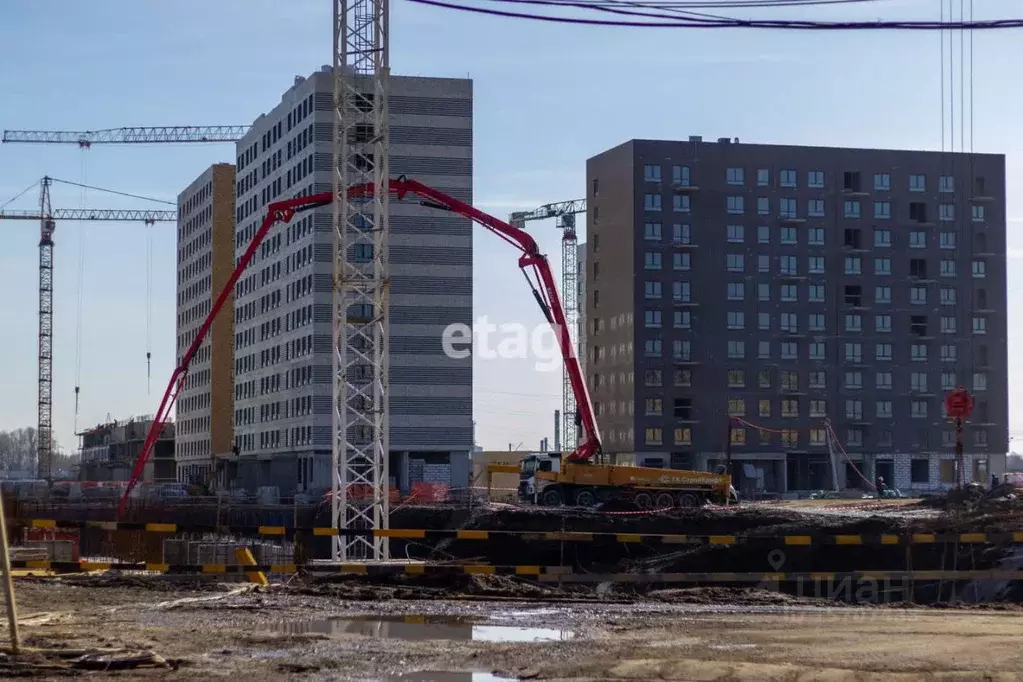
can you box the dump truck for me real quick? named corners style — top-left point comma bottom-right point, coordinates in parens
top-left (516, 452), bottom-right (733, 508)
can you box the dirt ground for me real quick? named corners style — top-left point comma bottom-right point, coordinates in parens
top-left (3, 577), bottom-right (1023, 681)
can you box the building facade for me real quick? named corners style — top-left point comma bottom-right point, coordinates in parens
top-left (231, 67), bottom-right (473, 495)
top-left (586, 137), bottom-right (1007, 494)
top-left (174, 163), bottom-right (237, 484)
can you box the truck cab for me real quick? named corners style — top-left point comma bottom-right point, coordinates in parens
top-left (519, 452), bottom-right (562, 501)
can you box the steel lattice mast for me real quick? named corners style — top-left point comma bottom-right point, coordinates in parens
top-left (332, 0), bottom-right (390, 560)
top-left (510, 199), bottom-right (586, 452)
top-left (37, 178), bottom-right (54, 480)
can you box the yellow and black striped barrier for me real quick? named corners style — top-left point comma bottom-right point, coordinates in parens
top-left (8, 560), bottom-right (1023, 583)
top-left (20, 519), bottom-right (1023, 547)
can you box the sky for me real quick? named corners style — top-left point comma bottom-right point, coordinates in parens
top-left (1, 0), bottom-right (1023, 454)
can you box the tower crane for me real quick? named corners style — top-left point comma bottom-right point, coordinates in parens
top-left (1, 126), bottom-right (249, 147)
top-left (510, 199), bottom-right (587, 453)
top-left (0, 179), bottom-right (176, 480)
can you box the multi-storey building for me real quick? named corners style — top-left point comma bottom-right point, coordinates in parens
top-left (231, 67), bottom-right (473, 494)
top-left (174, 163), bottom-right (237, 484)
top-left (586, 137), bottom-right (1007, 495)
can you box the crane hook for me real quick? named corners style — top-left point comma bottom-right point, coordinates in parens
top-left (146, 351), bottom-right (152, 395)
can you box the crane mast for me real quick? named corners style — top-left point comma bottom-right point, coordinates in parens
top-left (333, 0), bottom-right (391, 561)
top-left (510, 199), bottom-right (587, 453)
top-left (1, 194), bottom-right (177, 479)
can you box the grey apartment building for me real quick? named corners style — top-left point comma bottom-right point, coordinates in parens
top-left (231, 67), bottom-right (473, 495)
top-left (586, 137), bottom-right (1007, 495)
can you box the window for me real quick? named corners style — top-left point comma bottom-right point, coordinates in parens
top-left (758, 312), bottom-right (771, 330)
top-left (751, 197), bottom-right (769, 217)
top-left (939, 231), bottom-right (956, 249)
top-left (780, 226), bottom-right (797, 244)
top-left (974, 430), bottom-right (988, 447)
top-left (875, 285), bottom-right (892, 303)
top-left (756, 225), bottom-right (771, 244)
top-left (727, 340), bottom-right (745, 359)
top-left (808, 313), bottom-right (825, 331)
top-left (908, 231), bottom-right (926, 249)
top-left (674, 281), bottom-right (691, 302)
top-left (644, 194), bottom-right (662, 211)
top-left (909, 459), bottom-right (929, 484)
top-left (726, 224), bottom-right (744, 243)
top-left (727, 369), bottom-right (745, 387)
top-left (758, 283), bottom-right (770, 301)
top-left (672, 165), bottom-right (691, 186)
top-left (877, 401), bottom-right (893, 419)
top-left (730, 428), bottom-right (747, 445)
top-left (674, 339), bottom-right (691, 361)
top-left (675, 369), bottom-right (692, 387)
top-left (844, 314), bottom-right (862, 332)
top-left (972, 204), bottom-right (985, 222)
top-left (779, 198), bottom-right (797, 219)
top-left (780, 311), bottom-right (798, 331)
top-left (808, 284), bottom-right (825, 302)
top-left (845, 399), bottom-right (863, 420)
top-left (809, 428), bottom-right (827, 445)
top-left (844, 200), bottom-right (861, 218)
top-left (644, 398), bottom-right (662, 415)
top-left (941, 344), bottom-right (957, 362)
top-left (673, 252), bottom-right (690, 270)
top-left (911, 400), bottom-right (928, 419)
top-left (808, 170), bottom-right (824, 188)
top-left (973, 372), bottom-right (987, 392)
top-left (726, 311), bottom-right (745, 329)
top-left (940, 259), bottom-right (956, 277)
top-left (844, 256), bottom-right (861, 274)
top-left (873, 201), bottom-right (891, 219)
top-left (643, 165), bottom-right (662, 181)
top-left (644, 310), bottom-right (662, 328)
top-left (644, 428), bottom-right (663, 445)
top-left (910, 286), bottom-right (927, 305)
top-left (644, 339), bottom-right (662, 357)
top-left (726, 253), bottom-right (744, 272)
top-left (875, 315), bottom-right (891, 334)
top-left (758, 399), bottom-right (771, 417)
top-left (672, 223), bottom-right (691, 244)
top-left (644, 369), bottom-right (662, 386)
top-left (781, 371), bottom-right (798, 391)
top-left (875, 343), bottom-right (892, 360)
top-left (781, 399), bottom-right (799, 418)
top-left (808, 256), bottom-right (824, 273)
top-left (643, 222), bottom-right (662, 240)
top-left (782, 429), bottom-right (799, 447)
top-left (846, 429), bottom-right (863, 447)
top-left (781, 341), bottom-right (798, 359)
top-left (674, 428), bottom-right (692, 445)
top-left (671, 194), bottom-right (692, 214)
top-left (807, 227), bottom-right (824, 245)
top-left (941, 371), bottom-right (957, 390)
top-left (807, 400), bottom-right (826, 418)
top-left (939, 175), bottom-right (955, 193)
top-left (757, 254), bottom-right (770, 273)
top-left (644, 251), bottom-right (662, 270)
top-left (758, 370), bottom-right (772, 388)
top-left (909, 174), bottom-right (926, 192)
top-left (674, 310), bottom-right (691, 328)
top-left (756, 168), bottom-right (770, 186)
top-left (726, 196), bottom-right (744, 214)
top-left (874, 229), bottom-right (891, 247)
top-left (780, 169), bottom-right (797, 187)
top-left (726, 167), bottom-right (744, 185)
top-left (940, 287), bottom-right (956, 305)
top-left (779, 256), bottom-right (798, 276)
top-left (874, 257), bottom-right (891, 275)
top-left (726, 282), bottom-right (744, 301)
top-left (939, 203), bottom-right (955, 222)
top-left (644, 281), bottom-right (662, 299)
top-left (911, 343), bottom-right (928, 361)
top-left (909, 202), bottom-right (928, 223)
top-left (972, 316), bottom-right (988, 334)
top-left (972, 259), bottom-right (986, 278)
top-left (939, 315), bottom-right (957, 334)
top-left (874, 173), bottom-right (891, 191)
top-left (844, 342), bottom-right (862, 363)
top-left (809, 371), bottom-right (827, 388)
top-left (876, 371), bottom-right (892, 389)
top-left (809, 341), bottom-right (825, 360)
top-left (808, 199), bottom-right (825, 217)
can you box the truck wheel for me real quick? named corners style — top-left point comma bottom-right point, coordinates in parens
top-left (541, 488), bottom-right (563, 506)
top-left (633, 491), bottom-right (653, 509)
top-left (574, 489), bottom-right (597, 507)
top-left (676, 492), bottom-right (700, 508)
top-left (654, 492), bottom-right (675, 509)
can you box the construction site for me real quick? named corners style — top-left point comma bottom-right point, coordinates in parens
top-left (1, 0), bottom-right (1022, 680)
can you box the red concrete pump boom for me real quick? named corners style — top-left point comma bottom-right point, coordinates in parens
top-left (118, 176), bottom-right (601, 515)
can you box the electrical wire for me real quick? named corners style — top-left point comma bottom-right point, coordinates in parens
top-left (405, 0), bottom-right (1023, 28)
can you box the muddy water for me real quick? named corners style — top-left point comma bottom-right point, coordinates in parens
top-left (277, 613), bottom-right (574, 643)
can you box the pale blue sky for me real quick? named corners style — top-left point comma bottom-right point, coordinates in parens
top-left (1, 0), bottom-right (1022, 454)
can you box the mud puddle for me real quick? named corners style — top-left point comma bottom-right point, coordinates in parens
top-left (277, 614), bottom-right (574, 642)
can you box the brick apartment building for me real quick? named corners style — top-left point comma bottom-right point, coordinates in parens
top-left (585, 137), bottom-right (1007, 495)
